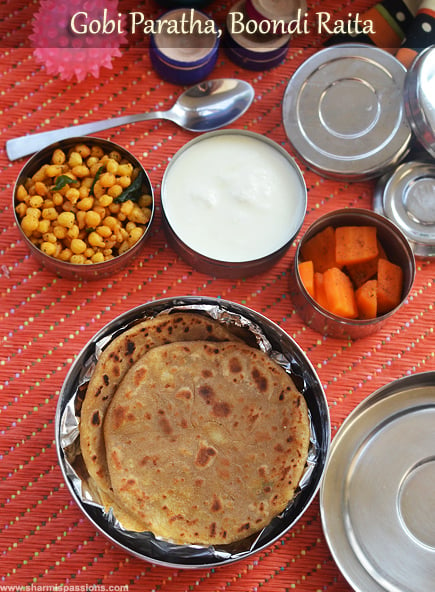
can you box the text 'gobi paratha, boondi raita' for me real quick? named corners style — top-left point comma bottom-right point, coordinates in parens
top-left (103, 340), bottom-right (310, 546)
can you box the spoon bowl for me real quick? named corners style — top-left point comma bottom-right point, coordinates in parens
top-left (168, 78), bottom-right (255, 132)
top-left (6, 79), bottom-right (255, 161)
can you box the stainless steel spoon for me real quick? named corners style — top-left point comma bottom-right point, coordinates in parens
top-left (6, 78), bottom-right (255, 161)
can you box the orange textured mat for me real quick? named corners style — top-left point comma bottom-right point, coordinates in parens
top-left (1, 0), bottom-right (434, 590)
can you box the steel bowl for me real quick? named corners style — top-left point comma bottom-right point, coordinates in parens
top-left (161, 130), bottom-right (307, 278)
top-left (13, 136), bottom-right (155, 281)
top-left (291, 208), bottom-right (416, 339)
top-left (55, 296), bottom-right (330, 568)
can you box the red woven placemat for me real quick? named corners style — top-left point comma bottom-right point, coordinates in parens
top-left (1, 0), bottom-right (434, 590)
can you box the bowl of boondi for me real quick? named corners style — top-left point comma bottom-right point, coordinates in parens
top-left (13, 137), bottom-right (154, 280)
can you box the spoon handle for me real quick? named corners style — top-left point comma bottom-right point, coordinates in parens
top-left (6, 111), bottom-right (167, 160)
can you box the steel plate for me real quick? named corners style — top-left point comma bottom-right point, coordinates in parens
top-left (320, 372), bottom-right (435, 592)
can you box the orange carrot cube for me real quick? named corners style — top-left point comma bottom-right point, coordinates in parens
top-left (347, 239), bottom-right (387, 288)
top-left (313, 272), bottom-right (329, 310)
top-left (300, 226), bottom-right (337, 273)
top-left (335, 226), bottom-right (378, 267)
top-left (355, 279), bottom-right (377, 319)
top-left (323, 267), bottom-right (358, 319)
top-left (377, 258), bottom-right (403, 314)
top-left (298, 260), bottom-right (315, 298)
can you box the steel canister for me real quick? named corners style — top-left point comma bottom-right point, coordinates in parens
top-left (282, 44), bottom-right (412, 180)
top-left (373, 158), bottom-right (435, 258)
top-left (404, 45), bottom-right (435, 159)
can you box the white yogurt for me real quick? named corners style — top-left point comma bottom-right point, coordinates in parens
top-left (162, 133), bottom-right (306, 263)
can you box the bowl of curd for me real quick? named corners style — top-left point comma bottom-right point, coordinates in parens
top-left (161, 130), bottom-right (307, 278)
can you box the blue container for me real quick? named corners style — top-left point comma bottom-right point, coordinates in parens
top-left (245, 0), bottom-right (306, 29)
top-left (224, 0), bottom-right (290, 71)
top-left (150, 8), bottom-right (219, 85)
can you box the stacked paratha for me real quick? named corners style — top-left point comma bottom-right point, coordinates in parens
top-left (80, 312), bottom-right (242, 506)
top-left (80, 312), bottom-right (310, 546)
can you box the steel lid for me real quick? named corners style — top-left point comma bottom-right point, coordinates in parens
top-left (320, 372), bottom-right (435, 592)
top-left (373, 159), bottom-right (435, 258)
top-left (404, 45), bottom-right (435, 158)
top-left (282, 44), bottom-right (412, 180)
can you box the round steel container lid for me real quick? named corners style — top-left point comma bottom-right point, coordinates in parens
top-left (321, 371), bottom-right (435, 592)
top-left (282, 44), bottom-right (412, 180)
top-left (404, 45), bottom-right (435, 158)
top-left (373, 159), bottom-right (435, 258)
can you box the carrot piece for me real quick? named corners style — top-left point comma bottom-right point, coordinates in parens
top-left (347, 239), bottom-right (387, 288)
top-left (335, 226), bottom-right (378, 267)
top-left (355, 279), bottom-right (377, 319)
top-left (313, 272), bottom-right (329, 310)
top-left (323, 267), bottom-right (358, 319)
top-left (377, 239), bottom-right (387, 260)
top-left (300, 226), bottom-right (337, 273)
top-left (377, 258), bottom-right (403, 314)
top-left (299, 260), bottom-right (315, 298)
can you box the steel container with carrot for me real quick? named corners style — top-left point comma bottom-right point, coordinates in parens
top-left (291, 209), bottom-right (415, 339)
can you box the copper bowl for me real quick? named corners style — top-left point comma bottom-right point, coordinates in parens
top-left (13, 136), bottom-right (154, 281)
top-left (291, 208), bottom-right (415, 339)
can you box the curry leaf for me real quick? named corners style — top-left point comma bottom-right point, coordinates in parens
top-left (52, 175), bottom-right (79, 191)
top-left (114, 171), bottom-right (145, 204)
top-left (90, 166), bottom-right (105, 196)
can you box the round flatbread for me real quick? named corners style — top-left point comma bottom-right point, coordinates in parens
top-left (104, 340), bottom-right (310, 545)
top-left (80, 312), bottom-right (241, 503)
